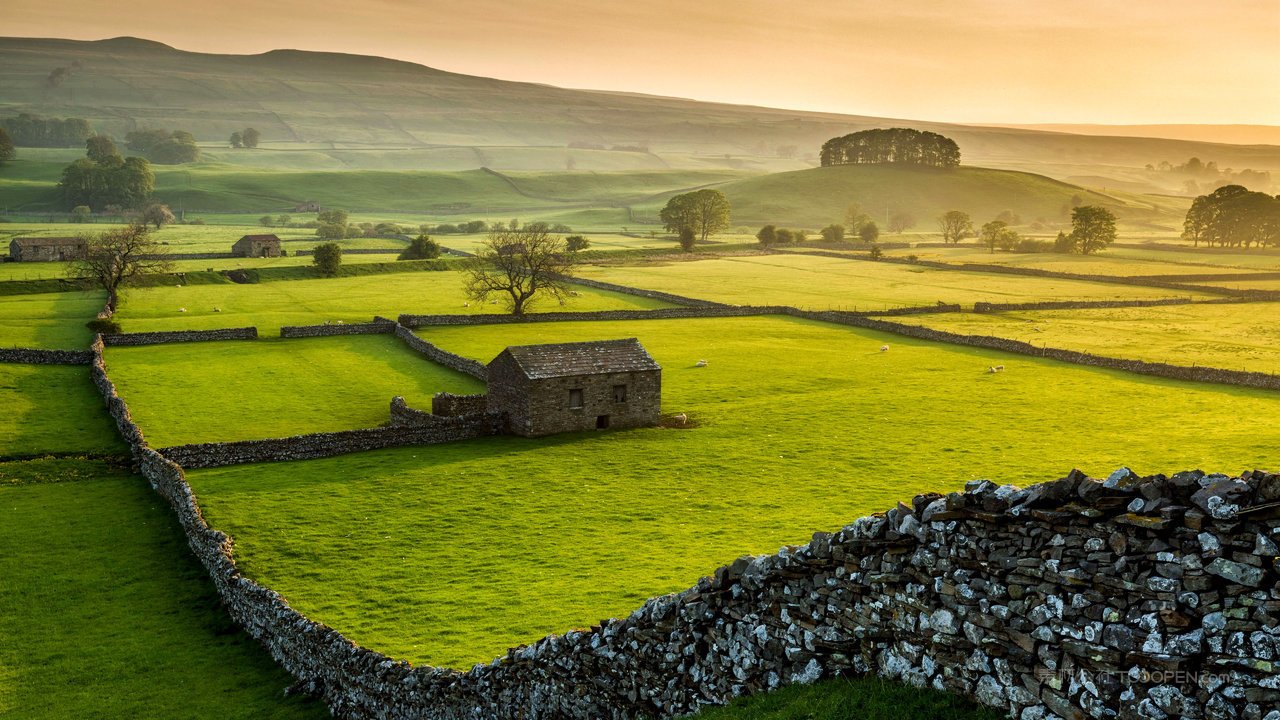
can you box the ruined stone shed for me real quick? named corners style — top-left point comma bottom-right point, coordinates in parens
top-left (8, 236), bottom-right (86, 262)
top-left (232, 234), bottom-right (282, 258)
top-left (486, 338), bottom-right (661, 437)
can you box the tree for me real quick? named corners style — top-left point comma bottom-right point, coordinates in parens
top-left (276, 214), bottom-right (291, 227)
top-left (820, 224), bottom-right (845, 242)
top-left (565, 235), bottom-right (590, 252)
top-left (230, 131), bottom-right (243, 148)
top-left (859, 222), bottom-right (880, 243)
top-left (317, 208), bottom-right (349, 226)
top-left (775, 228), bottom-right (796, 244)
top-left (259, 215), bottom-right (276, 227)
top-left (241, 128), bottom-right (261, 149)
top-left (125, 128), bottom-right (200, 164)
top-left (756, 224), bottom-right (778, 246)
top-left (1069, 206), bottom-right (1118, 255)
top-left (844, 204), bottom-right (872, 234)
top-left (887, 212), bottom-right (916, 234)
top-left (58, 154), bottom-right (153, 211)
top-left (67, 224), bottom-right (173, 311)
top-left (938, 210), bottom-right (973, 243)
top-left (821, 128), bottom-right (960, 168)
top-left (85, 135), bottom-right (119, 164)
top-left (71, 205), bottom-right (91, 223)
top-left (399, 235), bottom-right (441, 260)
top-left (312, 242), bottom-right (343, 275)
top-left (869, 244), bottom-right (883, 260)
top-left (660, 189), bottom-right (731, 243)
top-left (141, 203), bottom-right (175, 229)
top-left (462, 222), bottom-right (577, 315)
top-left (1053, 231), bottom-right (1074, 253)
top-left (979, 220), bottom-right (1009, 253)
top-left (0, 127), bottom-right (13, 164)
top-left (995, 226), bottom-right (1021, 251)
top-left (678, 226), bottom-right (697, 252)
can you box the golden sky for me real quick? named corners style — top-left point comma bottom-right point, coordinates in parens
top-left (8, 0), bottom-right (1279, 124)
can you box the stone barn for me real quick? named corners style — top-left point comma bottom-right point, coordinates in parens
top-left (487, 338), bottom-right (661, 437)
top-left (9, 237), bottom-right (86, 262)
top-left (232, 234), bottom-right (282, 257)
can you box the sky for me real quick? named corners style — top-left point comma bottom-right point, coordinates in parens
top-left (6, 0), bottom-right (1279, 125)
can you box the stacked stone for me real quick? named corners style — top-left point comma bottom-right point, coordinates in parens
top-left (973, 298), bottom-right (1193, 313)
top-left (429, 392), bottom-right (488, 417)
top-left (0, 347), bottom-right (92, 364)
top-left (101, 327), bottom-right (258, 345)
top-left (279, 320), bottom-right (396, 338)
top-left (393, 324), bottom-right (488, 380)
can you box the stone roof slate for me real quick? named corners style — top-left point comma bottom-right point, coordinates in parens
top-left (494, 338), bottom-right (660, 379)
top-left (11, 236), bottom-right (85, 247)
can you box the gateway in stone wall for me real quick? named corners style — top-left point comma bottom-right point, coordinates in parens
top-left (487, 338), bottom-right (661, 437)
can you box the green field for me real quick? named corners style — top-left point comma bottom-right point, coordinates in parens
top-left (110, 269), bottom-right (670, 335)
top-left (693, 677), bottom-right (1002, 720)
top-left (0, 364), bottom-right (125, 457)
top-left (0, 290), bottom-right (104, 348)
top-left (577, 254), bottom-right (1213, 310)
top-left (179, 315), bottom-right (1277, 668)
top-left (0, 460), bottom-right (325, 719)
top-left (876, 244), bottom-right (1276, 278)
top-left (105, 335), bottom-right (486, 446)
top-left (899, 301), bottom-right (1280, 374)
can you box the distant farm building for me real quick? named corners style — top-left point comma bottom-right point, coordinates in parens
top-left (487, 338), bottom-right (661, 437)
top-left (8, 236), bottom-right (86, 262)
top-left (233, 234), bottom-right (282, 258)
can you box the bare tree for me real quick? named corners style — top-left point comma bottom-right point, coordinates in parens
top-left (462, 222), bottom-right (576, 315)
top-left (68, 223), bottom-right (173, 312)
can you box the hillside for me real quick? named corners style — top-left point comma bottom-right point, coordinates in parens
top-left (637, 165), bottom-right (1179, 230)
top-left (4, 37), bottom-right (1280, 177)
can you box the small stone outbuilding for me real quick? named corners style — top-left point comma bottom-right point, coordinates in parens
top-left (232, 234), bottom-right (282, 258)
top-left (487, 338), bottom-right (661, 437)
top-left (8, 237), bottom-right (86, 262)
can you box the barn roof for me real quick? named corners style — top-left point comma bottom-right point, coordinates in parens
top-left (237, 234), bottom-right (281, 243)
top-left (11, 236), bottom-right (85, 247)
top-left (493, 338), bottom-right (660, 379)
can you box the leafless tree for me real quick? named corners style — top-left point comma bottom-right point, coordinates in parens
top-left (462, 222), bottom-right (576, 315)
top-left (68, 223), bottom-right (173, 312)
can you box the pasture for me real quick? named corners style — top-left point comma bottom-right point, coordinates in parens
top-left (576, 253), bottom-right (1215, 309)
top-left (104, 335), bottom-right (486, 446)
top-left (0, 364), bottom-right (125, 456)
top-left (0, 290), bottom-right (104, 348)
top-left (899, 301), bottom-right (1280, 374)
top-left (0, 460), bottom-right (324, 719)
top-left (877, 244), bottom-right (1279, 277)
top-left (181, 315), bottom-right (1278, 668)
top-left (111, 270), bottom-right (671, 335)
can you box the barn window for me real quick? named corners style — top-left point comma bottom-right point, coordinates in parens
top-left (568, 389), bottom-right (584, 409)
top-left (613, 384), bottom-right (628, 402)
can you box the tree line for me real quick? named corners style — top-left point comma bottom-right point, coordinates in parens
top-left (1, 113), bottom-right (93, 147)
top-left (1183, 185), bottom-right (1280, 249)
top-left (58, 134), bottom-right (154, 211)
top-left (820, 128), bottom-right (961, 168)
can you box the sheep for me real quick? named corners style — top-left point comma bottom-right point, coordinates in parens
top-left (213, 307), bottom-right (222, 313)
top-left (987, 365), bottom-right (1005, 374)
top-left (463, 302), bottom-right (470, 308)
top-left (674, 412), bottom-right (688, 425)
top-left (178, 307), bottom-right (187, 313)
top-left (880, 345), bottom-right (889, 352)
top-left (694, 359), bottom-right (708, 367)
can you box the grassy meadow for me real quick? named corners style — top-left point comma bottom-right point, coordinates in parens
top-left (876, 244), bottom-right (1279, 277)
top-left (179, 315), bottom-right (1278, 668)
top-left (692, 677), bottom-right (1003, 720)
top-left (577, 253), bottom-right (1214, 310)
top-left (899, 301), bottom-right (1280, 374)
top-left (0, 460), bottom-right (325, 719)
top-left (0, 364), bottom-right (125, 457)
top-left (110, 270), bottom-right (671, 335)
top-left (104, 335), bottom-right (486, 446)
top-left (0, 290), bottom-right (104, 348)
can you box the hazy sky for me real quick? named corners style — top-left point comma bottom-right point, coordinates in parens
top-left (8, 0), bottom-right (1279, 124)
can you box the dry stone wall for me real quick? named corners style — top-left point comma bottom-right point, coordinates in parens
top-left (0, 347), bottom-right (92, 364)
top-left (101, 327), bottom-right (259, 346)
top-left (393, 324), bottom-right (488, 380)
top-left (398, 304), bottom-right (962, 328)
top-left (279, 320), bottom-right (397, 338)
top-left (564, 275), bottom-right (730, 308)
top-left (85, 333), bottom-right (1280, 719)
top-left (973, 299), bottom-right (1197, 313)
top-left (430, 392), bottom-right (489, 417)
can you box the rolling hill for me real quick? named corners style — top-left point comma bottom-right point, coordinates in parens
top-left (3, 36), bottom-right (1280, 178)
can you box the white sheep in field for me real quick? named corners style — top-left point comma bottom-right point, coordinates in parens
top-left (694, 359), bottom-right (708, 367)
top-left (213, 307), bottom-right (222, 313)
top-left (674, 412), bottom-right (688, 425)
top-left (880, 345), bottom-right (889, 352)
top-left (178, 307), bottom-right (187, 313)
top-left (987, 365), bottom-right (1005, 374)
top-left (463, 302), bottom-right (470, 308)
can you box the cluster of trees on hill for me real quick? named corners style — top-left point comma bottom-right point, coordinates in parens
top-left (660, 189), bottom-right (732, 251)
top-left (936, 206), bottom-right (1116, 255)
top-left (58, 135), bottom-right (154, 210)
top-left (125, 129), bottom-right (201, 164)
top-left (1149, 157), bottom-right (1272, 194)
top-left (422, 220), bottom-right (492, 234)
top-left (229, 128), bottom-right (261, 149)
top-left (820, 128), bottom-right (961, 168)
top-left (1183, 185), bottom-right (1280, 248)
top-left (2, 113), bottom-right (93, 147)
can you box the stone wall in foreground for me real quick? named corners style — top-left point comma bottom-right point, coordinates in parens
top-left (0, 347), bottom-right (92, 364)
top-left (101, 327), bottom-right (259, 346)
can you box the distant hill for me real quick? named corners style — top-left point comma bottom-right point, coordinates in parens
top-left (989, 124), bottom-right (1280, 148)
top-left (638, 165), bottom-right (1182, 230)
top-left (4, 36), bottom-right (1280, 176)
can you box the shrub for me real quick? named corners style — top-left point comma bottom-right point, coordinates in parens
top-left (859, 222), bottom-right (880, 243)
top-left (820, 224), bottom-right (845, 242)
top-left (71, 205), bottom-right (91, 223)
top-left (869, 244), bottom-right (883, 260)
top-left (86, 318), bottom-right (122, 334)
top-left (565, 235), bottom-right (590, 252)
top-left (399, 235), bottom-right (441, 260)
top-left (756, 225), bottom-right (778, 246)
top-left (312, 242), bottom-right (342, 276)
top-left (315, 222), bottom-right (345, 239)
top-left (678, 227), bottom-right (696, 252)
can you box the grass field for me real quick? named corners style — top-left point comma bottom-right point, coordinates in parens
top-left (181, 315), bottom-right (1278, 668)
top-left (0, 460), bottom-right (325, 719)
top-left (0, 363), bottom-right (126, 457)
top-left (693, 677), bottom-right (1002, 720)
top-left (111, 270), bottom-right (670, 335)
top-left (899, 302), bottom-right (1280, 374)
top-left (1108, 245), bottom-right (1280, 271)
top-left (0, 290), bottom-right (104, 348)
top-left (577, 254), bottom-right (1214, 310)
top-left (105, 335), bottom-right (486, 446)
top-left (877, 244), bottom-right (1279, 278)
